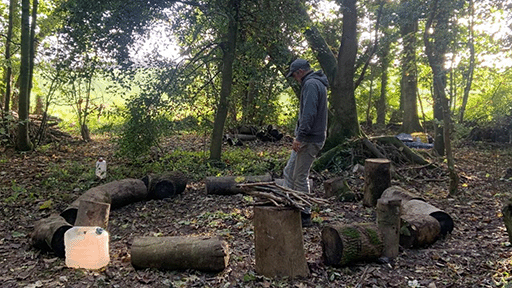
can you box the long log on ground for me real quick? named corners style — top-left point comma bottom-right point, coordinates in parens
top-left (321, 223), bottom-right (383, 266)
top-left (61, 179), bottom-right (147, 225)
top-left (363, 158), bottom-right (391, 207)
top-left (205, 174), bottom-right (272, 195)
top-left (31, 215), bottom-right (72, 258)
top-left (131, 236), bottom-right (229, 272)
top-left (380, 186), bottom-right (424, 202)
top-left (400, 214), bottom-right (441, 248)
top-left (74, 200), bottom-right (111, 229)
top-left (402, 199), bottom-right (454, 236)
top-left (142, 171), bottom-right (188, 200)
top-left (377, 198), bottom-right (401, 258)
top-left (253, 206), bottom-right (309, 278)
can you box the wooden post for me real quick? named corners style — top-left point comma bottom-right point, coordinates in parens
top-left (74, 200), bottom-right (111, 229)
top-left (323, 177), bottom-right (356, 202)
top-left (206, 174), bottom-right (272, 195)
top-left (321, 223), bottom-right (383, 266)
top-left (131, 236), bottom-right (229, 272)
top-left (363, 158), bottom-right (391, 207)
top-left (253, 206), bottom-right (309, 278)
top-left (31, 215), bottom-right (72, 258)
top-left (376, 198), bottom-right (401, 258)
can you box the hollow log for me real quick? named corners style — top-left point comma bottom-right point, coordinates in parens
top-left (142, 171), bottom-right (188, 200)
top-left (380, 186), bottom-right (424, 202)
top-left (31, 215), bottom-right (72, 258)
top-left (402, 199), bottom-right (454, 236)
top-left (206, 174), bottom-right (272, 195)
top-left (323, 177), bottom-right (356, 202)
top-left (502, 200), bottom-right (512, 242)
top-left (61, 179), bottom-right (147, 225)
top-left (376, 198), bottom-right (401, 258)
top-left (74, 200), bottom-right (111, 229)
top-left (321, 223), bottom-right (383, 267)
top-left (363, 158), bottom-right (391, 207)
top-left (400, 214), bottom-right (441, 248)
top-left (253, 206), bottom-right (309, 278)
top-left (131, 236), bottom-right (229, 272)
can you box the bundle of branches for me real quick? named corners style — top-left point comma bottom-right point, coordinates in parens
top-left (237, 181), bottom-right (329, 210)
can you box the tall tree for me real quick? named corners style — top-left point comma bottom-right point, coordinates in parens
top-left (3, 0), bottom-right (16, 113)
top-left (458, 0), bottom-right (475, 123)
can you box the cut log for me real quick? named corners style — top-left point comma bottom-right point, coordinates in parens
top-left (502, 200), bottom-right (512, 242)
top-left (206, 174), bottom-right (272, 195)
top-left (323, 177), bottom-right (356, 202)
top-left (400, 214), bottom-right (441, 248)
top-left (402, 199), bottom-right (454, 236)
top-left (61, 179), bottom-right (147, 225)
top-left (31, 215), bottom-right (72, 258)
top-left (74, 200), bottom-right (111, 229)
top-left (253, 206), bottom-right (309, 278)
top-left (142, 171), bottom-right (188, 200)
top-left (376, 198), bottom-right (401, 258)
top-left (363, 158), bottom-right (391, 207)
top-left (380, 186), bottom-right (424, 202)
top-left (321, 223), bottom-right (383, 267)
top-left (131, 236), bottom-right (229, 272)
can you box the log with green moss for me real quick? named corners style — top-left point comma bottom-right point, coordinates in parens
top-left (321, 223), bottom-right (383, 266)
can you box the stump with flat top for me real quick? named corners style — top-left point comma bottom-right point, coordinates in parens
top-left (253, 206), bottom-right (309, 278)
top-left (363, 158), bottom-right (391, 207)
top-left (376, 198), bottom-right (401, 258)
top-left (74, 200), bottom-right (111, 229)
top-left (321, 223), bottom-right (383, 266)
top-left (131, 236), bottom-right (229, 272)
top-left (31, 214), bottom-right (72, 258)
top-left (206, 174), bottom-right (272, 195)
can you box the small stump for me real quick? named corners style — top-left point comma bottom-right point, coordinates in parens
top-left (253, 206), bottom-right (309, 278)
top-left (363, 158), bottom-right (391, 207)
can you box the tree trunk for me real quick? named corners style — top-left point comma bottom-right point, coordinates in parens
top-left (131, 236), bottom-right (229, 272)
top-left (459, 0), bottom-right (475, 123)
top-left (16, 0), bottom-right (33, 151)
top-left (363, 158), bottom-right (391, 207)
top-left (209, 0), bottom-right (239, 162)
top-left (74, 200), bottom-right (110, 229)
top-left (31, 215), bottom-right (72, 258)
top-left (400, 214), bottom-right (441, 248)
top-left (402, 199), bottom-right (454, 236)
top-left (205, 174), bottom-right (272, 195)
top-left (253, 206), bottom-right (309, 278)
top-left (376, 40), bottom-right (390, 128)
top-left (2, 0), bottom-right (15, 112)
top-left (321, 223), bottom-right (383, 266)
top-left (376, 198), bottom-right (401, 258)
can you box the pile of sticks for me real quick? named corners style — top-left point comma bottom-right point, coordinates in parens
top-left (237, 181), bottom-right (329, 210)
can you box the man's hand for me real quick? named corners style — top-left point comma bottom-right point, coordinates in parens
top-left (292, 139), bottom-right (302, 152)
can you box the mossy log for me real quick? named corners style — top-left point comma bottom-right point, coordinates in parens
top-left (321, 223), bottom-right (383, 266)
top-left (502, 200), bottom-right (512, 242)
top-left (400, 214), bottom-right (441, 248)
top-left (131, 236), bottom-right (229, 272)
top-left (402, 199), bottom-right (454, 236)
top-left (61, 179), bottom-right (147, 225)
top-left (205, 174), bottom-right (272, 195)
top-left (253, 206), bottom-right (309, 278)
top-left (363, 158), bottom-right (391, 207)
top-left (31, 215), bottom-right (72, 258)
top-left (142, 171), bottom-right (188, 200)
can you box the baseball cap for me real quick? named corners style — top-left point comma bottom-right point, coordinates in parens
top-left (286, 59), bottom-right (310, 77)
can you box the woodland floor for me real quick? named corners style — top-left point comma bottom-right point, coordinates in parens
top-left (1, 132), bottom-right (512, 288)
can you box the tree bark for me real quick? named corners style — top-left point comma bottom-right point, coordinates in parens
top-left (205, 174), bottom-right (272, 195)
top-left (131, 236), bottom-right (229, 272)
top-left (31, 215), bottom-right (72, 258)
top-left (2, 0), bottom-right (15, 112)
top-left (321, 223), bottom-right (383, 266)
top-left (376, 198), bottom-right (401, 258)
top-left (363, 158), bottom-right (391, 207)
top-left (253, 206), bottom-right (309, 278)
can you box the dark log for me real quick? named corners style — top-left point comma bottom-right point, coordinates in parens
top-left (131, 236), bottom-right (229, 272)
top-left (31, 215), bottom-right (72, 258)
top-left (402, 199), bottom-right (454, 235)
top-left (380, 186), bottom-right (425, 202)
top-left (400, 214), bottom-right (441, 248)
top-left (61, 179), bottom-right (147, 225)
top-left (323, 176), bottom-right (356, 202)
top-left (503, 201), bottom-right (512, 242)
top-left (321, 223), bottom-right (383, 266)
top-left (363, 158), bottom-right (391, 207)
top-left (142, 171), bottom-right (188, 200)
top-left (253, 206), bottom-right (309, 278)
top-left (74, 200), bottom-right (111, 229)
top-left (376, 198), bottom-right (401, 258)
top-left (206, 174), bottom-right (272, 195)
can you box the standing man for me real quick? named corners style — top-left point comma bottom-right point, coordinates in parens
top-left (282, 59), bottom-right (329, 225)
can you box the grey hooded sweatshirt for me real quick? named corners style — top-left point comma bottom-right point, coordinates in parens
top-left (295, 70), bottom-right (329, 144)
